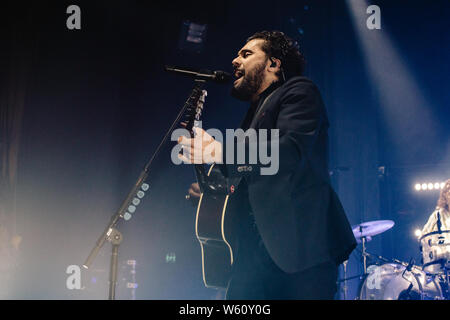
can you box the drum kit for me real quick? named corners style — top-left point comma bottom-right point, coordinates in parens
top-left (340, 219), bottom-right (450, 300)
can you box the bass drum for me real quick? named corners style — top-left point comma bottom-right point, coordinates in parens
top-left (359, 263), bottom-right (443, 300)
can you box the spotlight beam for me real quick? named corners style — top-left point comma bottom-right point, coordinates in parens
top-left (346, 0), bottom-right (438, 154)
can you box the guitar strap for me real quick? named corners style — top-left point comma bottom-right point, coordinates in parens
top-left (219, 86), bottom-right (282, 195)
top-left (249, 86), bottom-right (281, 129)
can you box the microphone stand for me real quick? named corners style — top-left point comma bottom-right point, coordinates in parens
top-left (359, 227), bottom-right (369, 275)
top-left (83, 79), bottom-right (207, 299)
top-left (107, 228), bottom-right (123, 300)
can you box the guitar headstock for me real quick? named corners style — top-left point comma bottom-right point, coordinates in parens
top-left (181, 84), bottom-right (207, 134)
top-left (195, 90), bottom-right (207, 123)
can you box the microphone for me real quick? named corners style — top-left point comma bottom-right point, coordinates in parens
top-left (406, 258), bottom-right (414, 271)
top-left (399, 258), bottom-right (416, 300)
top-left (437, 211), bottom-right (442, 234)
top-left (401, 258), bottom-right (414, 279)
top-left (164, 65), bottom-right (231, 84)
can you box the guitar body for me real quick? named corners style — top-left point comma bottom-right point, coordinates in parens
top-left (178, 83), bottom-right (239, 289)
top-left (195, 165), bottom-right (237, 289)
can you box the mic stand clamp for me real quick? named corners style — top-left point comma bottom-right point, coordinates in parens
top-left (107, 228), bottom-right (123, 300)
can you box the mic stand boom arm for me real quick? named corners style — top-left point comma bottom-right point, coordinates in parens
top-left (83, 79), bottom-right (207, 299)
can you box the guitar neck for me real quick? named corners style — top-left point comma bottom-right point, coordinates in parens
top-left (194, 164), bottom-right (209, 193)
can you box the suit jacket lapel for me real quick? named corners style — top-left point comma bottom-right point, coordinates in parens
top-left (249, 86), bottom-right (281, 129)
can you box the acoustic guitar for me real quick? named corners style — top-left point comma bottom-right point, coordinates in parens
top-left (181, 81), bottom-right (238, 289)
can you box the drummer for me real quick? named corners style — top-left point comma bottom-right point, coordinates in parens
top-left (421, 179), bottom-right (450, 234)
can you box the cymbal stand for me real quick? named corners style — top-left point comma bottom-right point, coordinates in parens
top-left (342, 260), bottom-right (348, 300)
top-left (360, 233), bottom-right (369, 275)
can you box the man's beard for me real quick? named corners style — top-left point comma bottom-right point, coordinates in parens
top-left (231, 61), bottom-right (266, 101)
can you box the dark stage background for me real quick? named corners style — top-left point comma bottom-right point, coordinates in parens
top-left (0, 0), bottom-right (449, 299)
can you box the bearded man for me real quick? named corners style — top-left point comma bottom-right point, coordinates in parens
top-left (179, 31), bottom-right (356, 299)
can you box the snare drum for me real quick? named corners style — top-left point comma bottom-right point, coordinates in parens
top-left (359, 263), bottom-right (443, 300)
top-left (420, 231), bottom-right (450, 274)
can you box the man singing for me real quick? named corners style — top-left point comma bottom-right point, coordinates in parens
top-left (178, 31), bottom-right (356, 299)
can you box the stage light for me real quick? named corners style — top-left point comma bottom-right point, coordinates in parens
top-left (126, 282), bottom-right (138, 289)
top-left (186, 22), bottom-right (207, 44)
top-left (178, 20), bottom-right (207, 53)
top-left (415, 181), bottom-right (445, 192)
top-left (166, 252), bottom-right (176, 263)
top-left (414, 229), bottom-right (422, 238)
top-left (127, 260), bottom-right (136, 266)
top-left (132, 197), bottom-right (140, 206)
top-left (124, 212), bottom-right (132, 221)
top-left (346, 0), bottom-right (438, 159)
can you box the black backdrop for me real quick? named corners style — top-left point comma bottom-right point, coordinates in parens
top-left (0, 0), bottom-right (449, 299)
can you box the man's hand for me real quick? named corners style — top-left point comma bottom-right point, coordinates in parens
top-left (188, 182), bottom-right (201, 198)
top-left (177, 127), bottom-right (222, 164)
top-left (186, 182), bottom-right (201, 207)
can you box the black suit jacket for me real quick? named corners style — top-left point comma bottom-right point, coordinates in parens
top-left (222, 76), bottom-right (356, 273)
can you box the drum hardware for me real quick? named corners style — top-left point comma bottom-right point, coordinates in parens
top-left (352, 220), bottom-right (395, 275)
top-left (358, 263), bottom-right (444, 300)
top-left (341, 219), bottom-right (450, 299)
top-left (352, 220), bottom-right (395, 240)
top-left (361, 235), bottom-right (369, 275)
top-left (337, 220), bottom-right (396, 300)
top-left (418, 226), bottom-right (450, 299)
top-left (419, 230), bottom-right (450, 275)
top-left (399, 258), bottom-right (419, 300)
top-left (342, 260), bottom-right (348, 300)
top-left (437, 211), bottom-right (442, 233)
top-left (338, 273), bottom-right (366, 283)
top-left (338, 250), bottom-right (422, 280)
top-left (444, 269), bottom-right (450, 299)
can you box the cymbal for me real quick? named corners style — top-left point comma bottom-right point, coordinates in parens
top-left (352, 220), bottom-right (395, 240)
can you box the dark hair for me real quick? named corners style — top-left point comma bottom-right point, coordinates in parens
top-left (247, 30), bottom-right (306, 80)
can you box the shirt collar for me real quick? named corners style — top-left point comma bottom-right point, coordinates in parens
top-left (254, 80), bottom-right (283, 108)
